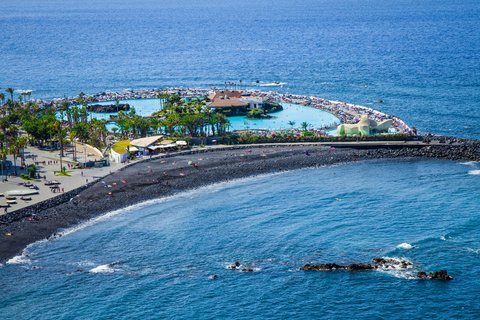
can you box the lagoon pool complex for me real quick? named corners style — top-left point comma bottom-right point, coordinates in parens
top-left (51, 88), bottom-right (413, 135)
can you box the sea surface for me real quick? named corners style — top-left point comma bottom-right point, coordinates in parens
top-left (1, 0), bottom-right (479, 138)
top-left (1, 160), bottom-right (480, 319)
top-left (1, 1), bottom-right (480, 319)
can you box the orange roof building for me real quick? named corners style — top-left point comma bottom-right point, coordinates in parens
top-left (208, 90), bottom-right (249, 108)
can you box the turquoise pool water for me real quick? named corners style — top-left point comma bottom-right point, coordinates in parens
top-left (89, 100), bottom-right (340, 132)
top-left (228, 103), bottom-right (339, 131)
top-left (88, 98), bottom-right (164, 121)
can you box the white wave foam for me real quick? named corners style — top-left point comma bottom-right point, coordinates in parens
top-left (440, 235), bottom-right (447, 241)
top-left (375, 256), bottom-right (416, 279)
top-left (89, 264), bottom-right (119, 273)
top-left (75, 260), bottom-right (96, 268)
top-left (467, 248), bottom-right (480, 255)
top-left (376, 268), bottom-right (417, 280)
top-left (468, 170), bottom-right (480, 175)
top-left (6, 249), bottom-right (31, 265)
top-left (459, 161), bottom-right (478, 166)
top-left (397, 243), bottom-right (413, 250)
top-left (376, 257), bottom-right (413, 270)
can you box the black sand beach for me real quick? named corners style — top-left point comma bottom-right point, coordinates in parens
top-left (1, 142), bottom-right (479, 262)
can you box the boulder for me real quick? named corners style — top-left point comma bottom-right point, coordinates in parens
top-left (429, 270), bottom-right (453, 281)
top-left (300, 263), bottom-right (344, 271)
top-left (227, 261), bottom-right (241, 269)
top-left (87, 103), bottom-right (130, 113)
top-left (346, 263), bottom-right (374, 271)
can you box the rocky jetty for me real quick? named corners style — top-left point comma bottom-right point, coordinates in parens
top-left (301, 257), bottom-right (453, 280)
top-left (87, 103), bottom-right (130, 113)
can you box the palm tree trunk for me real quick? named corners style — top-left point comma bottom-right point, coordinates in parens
top-left (13, 154), bottom-right (17, 175)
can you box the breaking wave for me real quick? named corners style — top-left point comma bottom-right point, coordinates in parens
top-left (89, 263), bottom-right (120, 273)
top-left (397, 243), bottom-right (413, 250)
top-left (6, 249), bottom-right (31, 265)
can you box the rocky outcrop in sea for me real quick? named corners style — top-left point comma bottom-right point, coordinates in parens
top-left (301, 257), bottom-right (453, 280)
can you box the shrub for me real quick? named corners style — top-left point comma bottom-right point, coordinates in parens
top-left (26, 164), bottom-right (37, 179)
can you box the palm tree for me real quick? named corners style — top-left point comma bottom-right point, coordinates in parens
top-left (21, 91), bottom-right (29, 103)
top-left (5, 88), bottom-right (14, 102)
top-left (0, 145), bottom-right (7, 181)
top-left (8, 140), bottom-right (20, 175)
top-left (0, 131), bottom-right (6, 181)
top-left (68, 129), bottom-right (77, 161)
top-left (301, 121), bottom-right (310, 132)
top-left (54, 121), bottom-right (67, 173)
top-left (288, 120), bottom-right (296, 128)
top-left (5, 125), bottom-right (20, 174)
top-left (18, 136), bottom-right (28, 168)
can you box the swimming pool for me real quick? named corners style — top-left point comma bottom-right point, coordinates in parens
top-left (88, 99), bottom-right (340, 132)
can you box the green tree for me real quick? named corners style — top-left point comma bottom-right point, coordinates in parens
top-left (301, 121), bottom-right (310, 132)
top-left (27, 164), bottom-right (37, 179)
top-left (247, 108), bottom-right (265, 119)
top-left (5, 88), bottom-right (14, 101)
top-left (53, 121), bottom-right (67, 173)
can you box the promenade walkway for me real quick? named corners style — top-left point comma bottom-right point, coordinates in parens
top-left (0, 145), bottom-right (122, 214)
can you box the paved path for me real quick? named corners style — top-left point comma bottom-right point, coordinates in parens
top-left (0, 145), bottom-right (123, 214)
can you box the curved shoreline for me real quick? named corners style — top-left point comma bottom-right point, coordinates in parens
top-left (1, 142), bottom-right (479, 262)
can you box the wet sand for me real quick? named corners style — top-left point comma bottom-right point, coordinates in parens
top-left (1, 143), bottom-right (479, 262)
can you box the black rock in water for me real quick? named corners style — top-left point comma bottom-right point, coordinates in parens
top-left (87, 103), bottom-right (130, 113)
top-left (428, 270), bottom-right (453, 281)
top-left (346, 263), bottom-right (374, 271)
top-left (228, 261), bottom-right (241, 269)
top-left (300, 263), bottom-right (345, 271)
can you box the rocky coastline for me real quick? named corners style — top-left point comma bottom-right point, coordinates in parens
top-left (0, 141), bottom-right (479, 262)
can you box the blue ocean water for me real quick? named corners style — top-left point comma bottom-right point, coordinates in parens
top-left (1, 0), bottom-right (479, 138)
top-left (1, 160), bottom-right (480, 319)
top-left (1, 1), bottom-right (480, 319)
